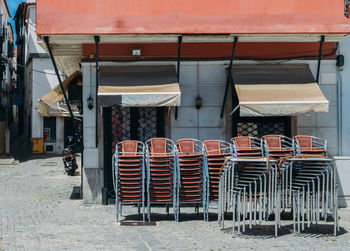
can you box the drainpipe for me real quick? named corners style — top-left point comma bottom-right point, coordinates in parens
top-left (220, 36), bottom-right (238, 119)
top-left (175, 36), bottom-right (182, 120)
top-left (336, 44), bottom-right (343, 156)
top-left (337, 69), bottom-right (343, 156)
top-left (95, 36), bottom-right (100, 147)
top-left (316, 35), bottom-right (325, 84)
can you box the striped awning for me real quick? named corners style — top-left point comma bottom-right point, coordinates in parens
top-left (231, 64), bottom-right (329, 117)
top-left (37, 71), bottom-right (82, 117)
top-left (98, 65), bottom-right (181, 107)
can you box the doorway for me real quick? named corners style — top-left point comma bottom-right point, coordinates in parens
top-left (103, 106), bottom-right (165, 204)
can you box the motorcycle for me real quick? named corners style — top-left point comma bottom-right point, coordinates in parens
top-left (62, 136), bottom-right (78, 176)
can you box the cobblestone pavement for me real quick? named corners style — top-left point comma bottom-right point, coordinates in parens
top-left (1, 156), bottom-right (350, 250)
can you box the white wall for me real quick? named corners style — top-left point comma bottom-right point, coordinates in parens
top-left (26, 5), bottom-right (47, 58)
top-left (171, 61), bottom-right (227, 141)
top-left (82, 62), bottom-right (103, 204)
top-left (30, 58), bottom-right (63, 152)
top-left (296, 60), bottom-right (338, 156)
top-left (339, 36), bottom-right (350, 156)
top-left (335, 35), bottom-right (350, 207)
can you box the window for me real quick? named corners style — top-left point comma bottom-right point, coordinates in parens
top-left (43, 117), bottom-right (56, 142)
top-left (234, 116), bottom-right (291, 138)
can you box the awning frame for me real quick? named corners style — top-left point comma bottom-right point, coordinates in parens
top-left (97, 65), bottom-right (181, 107)
top-left (220, 36), bottom-right (238, 119)
top-left (229, 64), bottom-right (329, 117)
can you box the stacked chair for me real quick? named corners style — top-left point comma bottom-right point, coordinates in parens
top-left (146, 138), bottom-right (179, 222)
top-left (113, 140), bottom-right (146, 222)
top-left (218, 158), bottom-right (280, 236)
top-left (263, 134), bottom-right (294, 158)
top-left (279, 158), bottom-right (338, 236)
top-left (203, 140), bottom-right (233, 205)
top-left (293, 135), bottom-right (328, 157)
top-left (231, 136), bottom-right (262, 157)
top-left (112, 134), bottom-right (338, 237)
top-left (177, 139), bottom-right (209, 221)
top-left (217, 134), bottom-right (338, 237)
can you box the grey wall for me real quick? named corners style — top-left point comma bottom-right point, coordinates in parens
top-left (296, 60), bottom-right (338, 156)
top-left (339, 36), bottom-right (350, 156)
top-left (82, 63), bottom-right (103, 204)
top-left (171, 62), bottom-right (227, 141)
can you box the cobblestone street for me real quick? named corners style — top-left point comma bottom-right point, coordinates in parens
top-left (1, 156), bottom-right (350, 250)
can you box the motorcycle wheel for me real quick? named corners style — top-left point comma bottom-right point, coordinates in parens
top-left (67, 170), bottom-right (75, 176)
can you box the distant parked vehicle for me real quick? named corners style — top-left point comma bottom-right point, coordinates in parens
top-left (62, 136), bottom-right (78, 176)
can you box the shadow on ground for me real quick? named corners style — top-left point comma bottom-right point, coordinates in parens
top-left (70, 186), bottom-right (82, 200)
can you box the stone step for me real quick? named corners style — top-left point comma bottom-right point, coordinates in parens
top-left (0, 157), bottom-right (19, 165)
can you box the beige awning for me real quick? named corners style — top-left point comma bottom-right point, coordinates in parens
top-left (231, 64), bottom-right (329, 117)
top-left (98, 65), bottom-right (181, 107)
top-left (37, 71), bottom-right (82, 117)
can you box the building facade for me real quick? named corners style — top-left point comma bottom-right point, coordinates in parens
top-left (0, 0), bottom-right (15, 155)
top-left (35, 0), bottom-right (350, 205)
top-left (14, 1), bottom-right (80, 154)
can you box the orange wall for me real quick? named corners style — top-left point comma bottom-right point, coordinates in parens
top-left (83, 42), bottom-right (336, 61)
top-left (37, 0), bottom-right (350, 35)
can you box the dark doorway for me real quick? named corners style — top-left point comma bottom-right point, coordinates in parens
top-left (64, 117), bottom-right (74, 148)
top-left (43, 117), bottom-right (56, 142)
top-left (64, 117), bottom-right (83, 148)
top-left (103, 106), bottom-right (165, 204)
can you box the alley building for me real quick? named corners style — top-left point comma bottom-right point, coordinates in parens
top-left (0, 0), bottom-right (16, 155)
top-left (14, 1), bottom-right (81, 154)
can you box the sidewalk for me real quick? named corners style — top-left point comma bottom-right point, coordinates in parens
top-left (0, 156), bottom-right (350, 250)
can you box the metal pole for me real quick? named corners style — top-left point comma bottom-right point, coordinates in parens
top-left (95, 36), bottom-right (100, 147)
top-left (44, 36), bottom-right (82, 150)
top-left (44, 36), bottom-right (75, 119)
top-left (316, 35), bottom-right (325, 84)
top-left (175, 36), bottom-right (182, 120)
top-left (220, 36), bottom-right (238, 119)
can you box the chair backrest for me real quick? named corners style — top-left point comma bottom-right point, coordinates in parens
top-left (121, 140), bottom-right (138, 155)
top-left (234, 136), bottom-right (252, 149)
top-left (177, 139), bottom-right (195, 153)
top-left (294, 135), bottom-right (313, 150)
top-left (264, 135), bottom-right (282, 150)
top-left (204, 140), bottom-right (222, 155)
top-left (150, 138), bottom-right (167, 154)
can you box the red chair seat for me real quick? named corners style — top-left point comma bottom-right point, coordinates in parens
top-left (119, 177), bottom-right (142, 181)
top-left (300, 149), bottom-right (326, 153)
top-left (118, 159), bottom-right (142, 163)
top-left (179, 153), bottom-right (203, 158)
top-left (182, 180), bottom-right (202, 185)
top-left (118, 168), bottom-right (141, 172)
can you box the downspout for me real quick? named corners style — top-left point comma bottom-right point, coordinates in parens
top-left (95, 36), bottom-right (100, 147)
top-left (336, 44), bottom-right (343, 156)
top-left (316, 35), bottom-right (325, 84)
top-left (220, 36), bottom-right (238, 119)
top-left (175, 36), bottom-right (182, 120)
top-left (337, 67), bottom-right (343, 156)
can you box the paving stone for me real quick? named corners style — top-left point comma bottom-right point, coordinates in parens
top-left (1, 156), bottom-right (350, 250)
